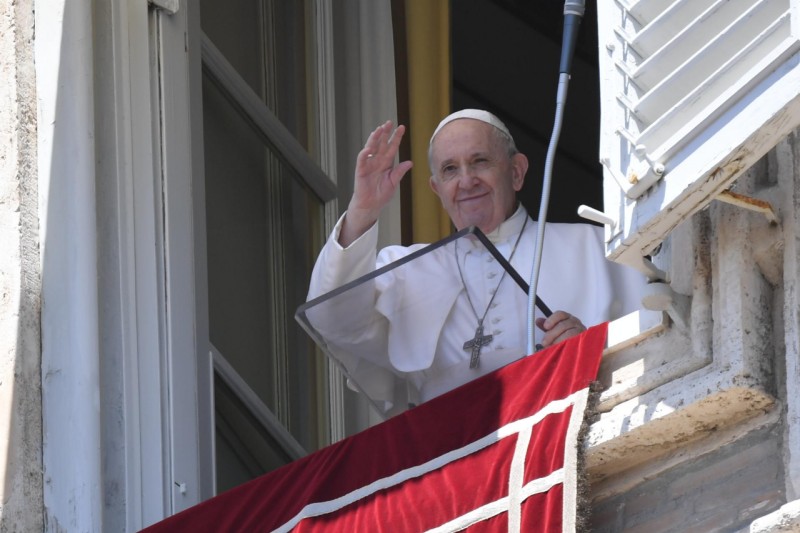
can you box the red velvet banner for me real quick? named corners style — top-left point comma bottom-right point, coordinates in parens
top-left (143, 323), bottom-right (607, 532)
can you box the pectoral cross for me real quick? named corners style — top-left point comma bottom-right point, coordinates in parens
top-left (464, 323), bottom-right (493, 369)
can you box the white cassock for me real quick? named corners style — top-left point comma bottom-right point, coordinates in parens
top-left (307, 205), bottom-right (645, 408)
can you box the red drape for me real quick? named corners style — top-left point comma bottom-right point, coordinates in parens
top-left (143, 323), bottom-right (607, 532)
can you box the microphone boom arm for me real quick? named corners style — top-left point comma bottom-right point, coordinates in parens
top-left (525, 0), bottom-right (585, 354)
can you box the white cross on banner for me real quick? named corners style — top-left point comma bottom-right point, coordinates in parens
top-left (143, 324), bottom-right (608, 532)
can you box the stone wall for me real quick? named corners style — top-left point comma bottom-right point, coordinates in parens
top-left (0, 0), bottom-right (43, 530)
top-left (591, 423), bottom-right (784, 532)
top-left (587, 132), bottom-right (800, 531)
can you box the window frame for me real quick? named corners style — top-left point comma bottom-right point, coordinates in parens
top-left (597, 0), bottom-right (800, 273)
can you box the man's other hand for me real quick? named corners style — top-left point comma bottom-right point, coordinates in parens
top-left (535, 311), bottom-right (587, 348)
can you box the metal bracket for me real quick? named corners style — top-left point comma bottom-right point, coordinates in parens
top-left (577, 205), bottom-right (617, 243)
top-left (715, 190), bottom-right (778, 224)
top-left (641, 281), bottom-right (690, 331)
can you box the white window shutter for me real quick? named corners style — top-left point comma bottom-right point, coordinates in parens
top-left (597, 0), bottom-right (800, 271)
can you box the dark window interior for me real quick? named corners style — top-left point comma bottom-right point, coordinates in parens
top-left (452, 0), bottom-right (602, 223)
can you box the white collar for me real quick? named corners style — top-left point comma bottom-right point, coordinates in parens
top-left (484, 204), bottom-right (528, 244)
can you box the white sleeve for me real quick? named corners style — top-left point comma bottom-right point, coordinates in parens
top-left (537, 223), bottom-right (647, 326)
top-left (307, 212), bottom-right (379, 300)
top-left (304, 213), bottom-right (402, 408)
top-left (606, 255), bottom-right (648, 319)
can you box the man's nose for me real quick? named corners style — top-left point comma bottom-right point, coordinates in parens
top-left (456, 166), bottom-right (478, 187)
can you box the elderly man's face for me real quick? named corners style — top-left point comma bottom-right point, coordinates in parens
top-left (429, 119), bottom-right (527, 234)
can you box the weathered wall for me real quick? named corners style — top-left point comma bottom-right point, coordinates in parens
top-left (591, 423), bottom-right (784, 532)
top-left (588, 131), bottom-right (800, 531)
top-left (0, 0), bottom-right (43, 530)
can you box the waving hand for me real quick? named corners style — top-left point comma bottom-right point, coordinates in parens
top-left (339, 121), bottom-right (413, 247)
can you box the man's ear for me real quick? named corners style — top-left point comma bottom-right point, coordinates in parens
top-left (511, 153), bottom-right (528, 192)
top-left (429, 175), bottom-right (440, 196)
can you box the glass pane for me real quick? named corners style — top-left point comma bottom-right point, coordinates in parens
top-left (297, 228), bottom-right (535, 418)
top-left (199, 0), bottom-right (265, 99)
top-left (200, 0), bottom-right (309, 147)
top-left (202, 70), bottom-right (326, 460)
top-left (214, 374), bottom-right (294, 494)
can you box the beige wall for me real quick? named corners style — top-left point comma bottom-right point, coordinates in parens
top-left (0, 0), bottom-right (43, 530)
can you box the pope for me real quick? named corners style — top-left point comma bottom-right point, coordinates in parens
top-left (308, 109), bottom-right (643, 404)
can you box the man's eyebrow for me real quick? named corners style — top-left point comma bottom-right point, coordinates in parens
top-left (438, 157), bottom-right (456, 169)
top-left (439, 151), bottom-right (492, 166)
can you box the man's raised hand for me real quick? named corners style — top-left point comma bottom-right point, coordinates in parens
top-left (339, 121), bottom-right (413, 247)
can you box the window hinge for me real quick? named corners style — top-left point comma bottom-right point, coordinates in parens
top-left (148, 0), bottom-right (178, 15)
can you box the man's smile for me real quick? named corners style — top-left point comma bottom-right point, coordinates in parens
top-left (457, 190), bottom-right (490, 204)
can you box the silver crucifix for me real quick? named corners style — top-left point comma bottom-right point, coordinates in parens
top-left (463, 323), bottom-right (493, 369)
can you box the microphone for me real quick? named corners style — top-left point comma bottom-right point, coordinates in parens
top-left (525, 0), bottom-right (586, 353)
top-left (559, 0), bottom-right (586, 75)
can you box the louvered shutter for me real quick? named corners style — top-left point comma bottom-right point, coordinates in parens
top-left (597, 0), bottom-right (800, 271)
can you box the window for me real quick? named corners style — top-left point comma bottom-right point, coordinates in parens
top-left (198, 0), bottom-right (337, 493)
top-left (148, 0), bottom-right (402, 511)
